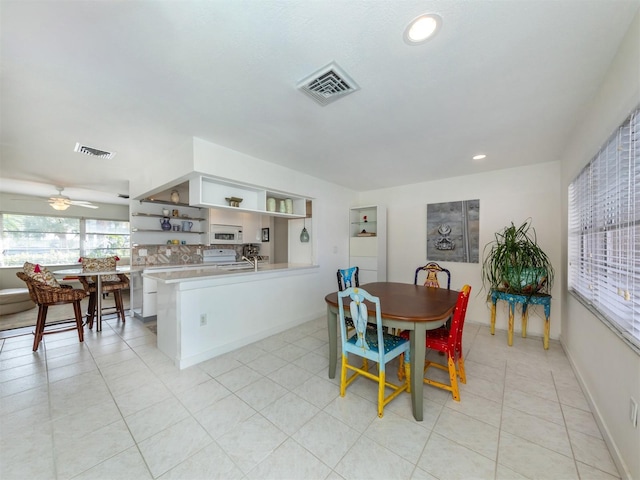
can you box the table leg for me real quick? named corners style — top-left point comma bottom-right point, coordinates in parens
top-left (327, 305), bottom-right (337, 379)
top-left (544, 313), bottom-right (550, 350)
top-left (410, 323), bottom-right (426, 422)
top-left (490, 300), bottom-right (496, 335)
top-left (96, 275), bottom-right (103, 332)
top-left (508, 302), bottom-right (514, 346)
top-left (522, 303), bottom-right (528, 338)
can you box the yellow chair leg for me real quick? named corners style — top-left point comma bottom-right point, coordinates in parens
top-left (404, 361), bottom-right (411, 393)
top-left (397, 353), bottom-right (405, 381)
top-left (448, 356), bottom-right (460, 401)
top-left (340, 354), bottom-right (348, 397)
top-left (378, 371), bottom-right (385, 418)
top-left (457, 355), bottom-right (466, 384)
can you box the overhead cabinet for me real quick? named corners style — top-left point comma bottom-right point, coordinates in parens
top-left (189, 175), bottom-right (309, 218)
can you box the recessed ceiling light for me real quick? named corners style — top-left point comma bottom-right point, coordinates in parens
top-left (473, 154), bottom-right (487, 160)
top-left (404, 14), bottom-right (442, 45)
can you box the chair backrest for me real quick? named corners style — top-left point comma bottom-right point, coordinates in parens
top-left (16, 271), bottom-right (38, 304)
top-left (337, 287), bottom-right (385, 361)
top-left (337, 266), bottom-right (359, 291)
top-left (448, 285), bottom-right (472, 353)
top-left (414, 262), bottom-right (451, 289)
top-left (80, 256), bottom-right (119, 282)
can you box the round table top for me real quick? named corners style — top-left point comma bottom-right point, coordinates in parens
top-left (325, 282), bottom-right (459, 322)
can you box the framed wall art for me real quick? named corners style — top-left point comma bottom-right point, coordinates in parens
top-left (426, 199), bottom-right (479, 263)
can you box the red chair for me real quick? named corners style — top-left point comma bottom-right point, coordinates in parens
top-left (400, 284), bottom-right (471, 401)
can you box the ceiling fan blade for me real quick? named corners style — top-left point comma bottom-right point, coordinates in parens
top-left (70, 202), bottom-right (99, 209)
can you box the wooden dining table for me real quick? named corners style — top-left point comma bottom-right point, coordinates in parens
top-left (325, 281), bottom-right (459, 421)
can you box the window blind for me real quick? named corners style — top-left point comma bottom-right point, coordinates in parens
top-left (568, 106), bottom-right (640, 349)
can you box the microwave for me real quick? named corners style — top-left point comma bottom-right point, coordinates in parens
top-left (210, 224), bottom-right (243, 244)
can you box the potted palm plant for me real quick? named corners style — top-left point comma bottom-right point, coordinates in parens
top-left (482, 219), bottom-right (554, 294)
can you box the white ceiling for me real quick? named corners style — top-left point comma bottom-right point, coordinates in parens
top-left (1, 0), bottom-right (638, 206)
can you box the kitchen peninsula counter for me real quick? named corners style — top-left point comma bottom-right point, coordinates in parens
top-left (142, 262), bottom-right (316, 284)
top-left (145, 262), bottom-right (321, 369)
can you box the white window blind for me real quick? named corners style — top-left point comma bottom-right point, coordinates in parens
top-left (568, 106), bottom-right (640, 349)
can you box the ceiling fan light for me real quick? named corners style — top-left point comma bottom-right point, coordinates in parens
top-left (50, 200), bottom-right (69, 211)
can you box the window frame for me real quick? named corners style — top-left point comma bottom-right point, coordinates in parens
top-left (1, 212), bottom-right (130, 267)
top-left (568, 106), bottom-right (639, 353)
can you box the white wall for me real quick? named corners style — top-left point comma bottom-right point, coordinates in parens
top-left (357, 161), bottom-right (562, 340)
top-left (559, 10), bottom-right (640, 480)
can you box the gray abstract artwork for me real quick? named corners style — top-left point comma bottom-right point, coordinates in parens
top-left (427, 199), bottom-right (480, 263)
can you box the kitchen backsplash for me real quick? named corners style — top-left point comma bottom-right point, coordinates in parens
top-left (131, 244), bottom-right (264, 267)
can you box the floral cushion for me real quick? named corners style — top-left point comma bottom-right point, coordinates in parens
top-left (80, 257), bottom-right (119, 282)
top-left (23, 261), bottom-right (60, 288)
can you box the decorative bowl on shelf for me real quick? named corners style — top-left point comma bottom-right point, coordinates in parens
top-left (225, 197), bottom-right (243, 207)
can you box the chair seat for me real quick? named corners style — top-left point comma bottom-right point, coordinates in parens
top-left (347, 330), bottom-right (408, 353)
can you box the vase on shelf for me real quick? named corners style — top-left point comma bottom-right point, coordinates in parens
top-left (170, 190), bottom-right (180, 203)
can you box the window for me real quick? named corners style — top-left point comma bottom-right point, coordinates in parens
top-left (0, 214), bottom-right (129, 267)
top-left (568, 106), bottom-right (640, 349)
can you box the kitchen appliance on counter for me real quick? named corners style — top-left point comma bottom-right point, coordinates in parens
top-left (243, 244), bottom-right (260, 258)
top-left (202, 248), bottom-right (238, 264)
top-left (210, 224), bottom-right (243, 244)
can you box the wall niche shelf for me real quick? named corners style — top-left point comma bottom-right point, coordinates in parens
top-left (189, 175), bottom-right (309, 218)
top-left (349, 205), bottom-right (387, 284)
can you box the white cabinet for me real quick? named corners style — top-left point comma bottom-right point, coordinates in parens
top-left (130, 199), bottom-right (208, 246)
top-left (189, 174), bottom-right (309, 218)
top-left (349, 205), bottom-right (387, 283)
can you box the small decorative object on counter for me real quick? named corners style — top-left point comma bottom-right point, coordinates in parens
top-left (181, 221), bottom-right (193, 232)
top-left (162, 208), bottom-right (170, 216)
top-left (170, 190), bottom-right (180, 203)
top-left (172, 209), bottom-right (179, 217)
top-left (267, 197), bottom-right (276, 212)
top-left (363, 215), bottom-right (368, 222)
top-left (160, 217), bottom-right (172, 231)
top-left (173, 225), bottom-right (181, 231)
top-left (285, 198), bottom-right (293, 214)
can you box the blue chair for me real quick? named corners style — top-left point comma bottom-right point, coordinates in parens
top-left (337, 266), bottom-right (359, 291)
top-left (338, 287), bottom-right (410, 418)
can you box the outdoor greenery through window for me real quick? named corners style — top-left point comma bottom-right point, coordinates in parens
top-left (0, 214), bottom-right (130, 267)
top-left (568, 106), bottom-right (639, 349)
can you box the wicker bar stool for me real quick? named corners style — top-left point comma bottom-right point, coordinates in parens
top-left (16, 271), bottom-right (86, 351)
top-left (78, 257), bottom-right (128, 327)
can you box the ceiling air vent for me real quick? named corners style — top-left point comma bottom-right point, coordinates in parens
top-left (297, 62), bottom-right (360, 106)
top-left (74, 143), bottom-right (116, 159)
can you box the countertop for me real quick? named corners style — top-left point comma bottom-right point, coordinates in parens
top-left (141, 262), bottom-right (317, 283)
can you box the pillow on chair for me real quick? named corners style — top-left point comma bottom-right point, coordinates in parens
top-left (23, 261), bottom-right (60, 288)
top-left (80, 257), bottom-right (119, 282)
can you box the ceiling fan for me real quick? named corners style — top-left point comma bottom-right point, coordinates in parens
top-left (48, 187), bottom-right (98, 211)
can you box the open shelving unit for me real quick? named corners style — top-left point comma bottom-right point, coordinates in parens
top-left (189, 175), bottom-right (309, 218)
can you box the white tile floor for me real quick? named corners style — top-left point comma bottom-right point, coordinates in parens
top-left (0, 313), bottom-right (620, 480)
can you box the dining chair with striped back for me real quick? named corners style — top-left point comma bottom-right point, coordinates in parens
top-left (400, 284), bottom-right (472, 401)
top-left (338, 286), bottom-right (410, 418)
